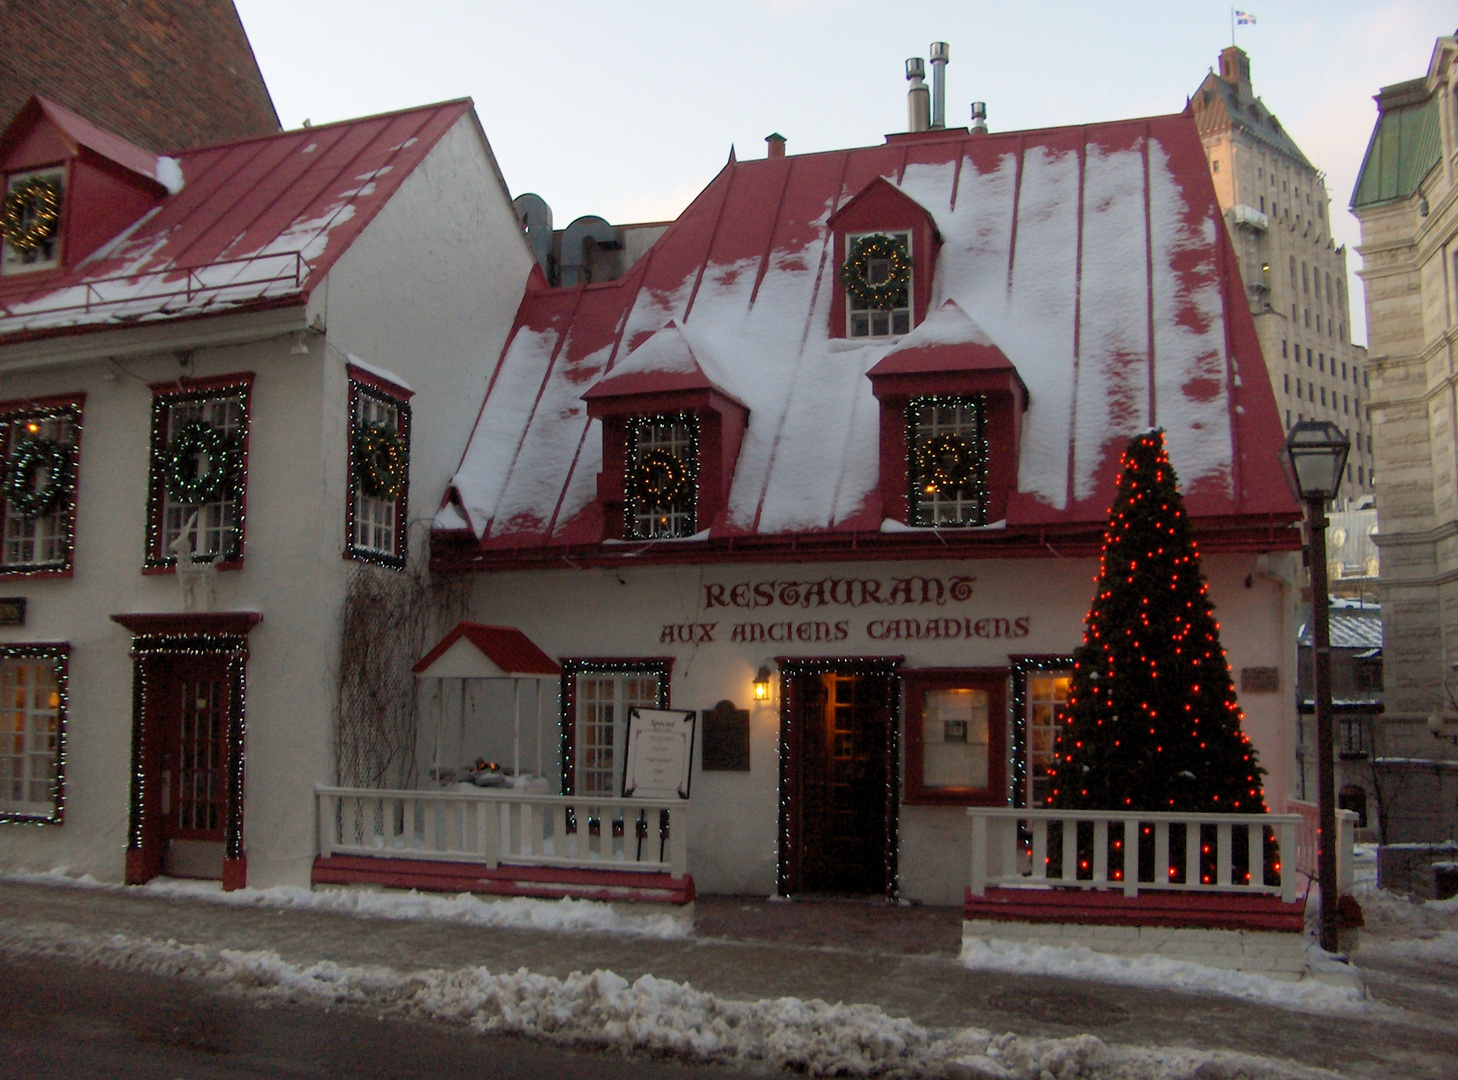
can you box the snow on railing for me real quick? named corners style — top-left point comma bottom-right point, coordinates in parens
top-left (315, 785), bottom-right (688, 878)
top-left (967, 807), bottom-right (1305, 903)
top-left (1284, 800), bottom-right (1359, 893)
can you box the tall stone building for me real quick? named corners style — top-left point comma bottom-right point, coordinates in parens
top-left (1191, 46), bottom-right (1373, 508)
top-left (1351, 32), bottom-right (1458, 845)
top-left (0, 0), bottom-right (278, 152)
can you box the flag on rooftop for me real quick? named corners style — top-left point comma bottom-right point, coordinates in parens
top-left (1235, 11), bottom-right (1257, 24)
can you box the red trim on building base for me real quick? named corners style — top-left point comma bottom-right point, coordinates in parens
top-left (964, 887), bottom-right (1305, 933)
top-left (311, 854), bottom-right (696, 906)
top-left (125, 848), bottom-right (150, 886)
top-left (222, 855), bottom-right (247, 892)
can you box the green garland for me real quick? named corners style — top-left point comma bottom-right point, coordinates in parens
top-left (915, 432), bottom-right (977, 494)
top-left (163, 420), bottom-right (236, 505)
top-left (841, 233), bottom-right (912, 310)
top-left (355, 420), bottom-right (407, 499)
top-left (631, 448), bottom-right (689, 503)
top-left (2, 177), bottom-right (61, 253)
top-left (4, 437), bottom-right (70, 518)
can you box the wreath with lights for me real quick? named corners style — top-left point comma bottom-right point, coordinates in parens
top-left (354, 420), bottom-right (407, 499)
top-left (915, 432), bottom-right (978, 494)
top-left (162, 420), bottom-right (236, 505)
top-left (1, 177), bottom-right (62, 253)
top-left (841, 233), bottom-right (912, 310)
top-left (630, 448), bottom-right (689, 504)
top-left (3, 437), bottom-right (70, 518)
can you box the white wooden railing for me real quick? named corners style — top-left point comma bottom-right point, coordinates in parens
top-left (316, 785), bottom-right (689, 879)
top-left (1285, 800), bottom-right (1359, 893)
top-left (968, 807), bottom-right (1304, 903)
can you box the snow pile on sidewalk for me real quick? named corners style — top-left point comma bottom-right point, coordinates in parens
top-left (0, 866), bottom-right (688, 939)
top-left (0, 919), bottom-right (1341, 1080)
top-left (959, 939), bottom-right (1368, 1013)
top-left (1351, 873), bottom-right (1458, 965)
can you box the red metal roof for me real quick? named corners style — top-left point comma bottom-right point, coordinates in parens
top-left (0, 99), bottom-right (474, 340)
top-left (441, 111), bottom-right (1300, 568)
top-left (28, 96), bottom-right (163, 184)
top-left (411, 622), bottom-right (561, 677)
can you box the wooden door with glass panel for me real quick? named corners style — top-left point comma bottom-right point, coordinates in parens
top-left (149, 656), bottom-right (231, 879)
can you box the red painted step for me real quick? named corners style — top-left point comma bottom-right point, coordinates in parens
top-left (312, 854), bottom-right (695, 905)
top-left (964, 886), bottom-right (1305, 932)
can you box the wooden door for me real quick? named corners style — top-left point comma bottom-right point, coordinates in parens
top-left (150, 657), bottom-right (230, 879)
top-left (794, 672), bottom-right (893, 895)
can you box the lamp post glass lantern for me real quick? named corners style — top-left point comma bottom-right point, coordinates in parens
top-left (1281, 420), bottom-right (1350, 955)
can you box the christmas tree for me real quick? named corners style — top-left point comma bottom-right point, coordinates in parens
top-left (1048, 430), bottom-right (1267, 816)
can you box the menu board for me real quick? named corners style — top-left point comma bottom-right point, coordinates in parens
top-left (621, 708), bottom-right (696, 800)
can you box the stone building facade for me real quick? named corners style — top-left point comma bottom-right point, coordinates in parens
top-left (1192, 46), bottom-right (1373, 507)
top-left (1351, 31), bottom-right (1458, 843)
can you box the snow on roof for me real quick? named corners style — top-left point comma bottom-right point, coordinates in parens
top-left (0, 100), bottom-right (473, 339)
top-left (445, 112), bottom-right (1296, 553)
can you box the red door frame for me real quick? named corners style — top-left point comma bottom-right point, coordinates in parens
top-left (112, 612), bottom-right (260, 890)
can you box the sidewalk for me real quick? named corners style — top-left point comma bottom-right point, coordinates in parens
top-left (1, 880), bottom-right (1455, 1079)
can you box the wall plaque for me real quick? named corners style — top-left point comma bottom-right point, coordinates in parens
top-left (0, 598), bottom-right (26, 627)
top-left (702, 699), bottom-right (750, 771)
top-left (1240, 666), bottom-right (1280, 693)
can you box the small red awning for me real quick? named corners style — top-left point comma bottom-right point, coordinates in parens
top-left (411, 622), bottom-right (560, 679)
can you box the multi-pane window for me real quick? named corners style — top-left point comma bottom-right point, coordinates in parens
top-left (572, 671), bottom-right (664, 796)
top-left (146, 378), bottom-right (251, 569)
top-left (1, 168), bottom-right (64, 276)
top-left (347, 376), bottom-right (411, 567)
top-left (846, 231), bottom-right (912, 338)
top-left (625, 414), bottom-right (698, 539)
top-left (908, 395), bottom-right (987, 527)
top-left (1025, 671), bottom-right (1072, 807)
top-left (0, 397), bottom-right (81, 574)
top-left (0, 648), bottom-right (66, 822)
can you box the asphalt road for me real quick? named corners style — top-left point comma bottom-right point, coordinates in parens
top-left (0, 951), bottom-right (759, 1080)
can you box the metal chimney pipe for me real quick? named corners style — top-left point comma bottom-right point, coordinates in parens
top-left (929, 42), bottom-right (949, 128)
top-left (970, 101), bottom-right (987, 134)
top-left (905, 57), bottom-right (930, 133)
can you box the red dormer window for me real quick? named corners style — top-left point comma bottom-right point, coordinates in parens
top-left (625, 413), bottom-right (699, 539)
top-left (829, 178), bottom-right (940, 340)
top-left (1, 168), bottom-right (65, 275)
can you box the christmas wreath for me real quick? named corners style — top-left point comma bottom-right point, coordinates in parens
top-left (631, 449), bottom-right (689, 504)
top-left (163, 420), bottom-right (235, 505)
top-left (354, 421), bottom-right (406, 499)
top-left (1, 177), bottom-right (62, 254)
top-left (841, 233), bottom-right (912, 310)
top-left (915, 432), bottom-right (978, 494)
top-left (3, 437), bottom-right (69, 518)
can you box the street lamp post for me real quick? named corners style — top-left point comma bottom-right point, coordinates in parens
top-left (1281, 420), bottom-right (1351, 956)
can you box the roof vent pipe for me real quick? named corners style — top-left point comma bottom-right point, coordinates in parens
top-left (929, 42), bottom-right (949, 129)
top-left (905, 57), bottom-right (930, 133)
top-left (766, 132), bottom-right (786, 158)
top-left (970, 101), bottom-right (988, 134)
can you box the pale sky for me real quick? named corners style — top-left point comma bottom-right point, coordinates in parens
top-left (234, 1), bottom-right (1457, 347)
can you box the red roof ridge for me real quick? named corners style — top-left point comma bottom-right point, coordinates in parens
top-left (22, 96), bottom-right (162, 185)
top-left (167, 98), bottom-right (475, 159)
top-left (411, 621), bottom-right (561, 676)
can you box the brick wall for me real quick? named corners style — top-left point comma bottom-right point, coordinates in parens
top-left (0, 0), bottom-right (280, 153)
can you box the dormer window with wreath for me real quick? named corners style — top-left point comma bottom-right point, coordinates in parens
top-left (828, 178), bottom-right (940, 341)
top-left (1, 169), bottom-right (64, 275)
top-left (0, 394), bottom-right (82, 574)
top-left (582, 322), bottom-right (748, 545)
top-left (908, 395), bottom-right (988, 526)
top-left (347, 363), bottom-right (412, 567)
top-left (844, 231), bottom-right (912, 338)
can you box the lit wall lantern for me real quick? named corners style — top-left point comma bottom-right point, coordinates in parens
top-left (753, 665), bottom-right (773, 701)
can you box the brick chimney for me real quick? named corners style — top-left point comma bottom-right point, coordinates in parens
top-left (1219, 45), bottom-right (1253, 101)
top-left (766, 133), bottom-right (786, 159)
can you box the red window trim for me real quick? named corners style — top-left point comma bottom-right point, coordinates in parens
top-left (143, 372), bottom-right (254, 574)
top-left (346, 362), bottom-right (415, 402)
top-left (345, 373), bottom-right (412, 568)
top-left (0, 391), bottom-right (85, 578)
top-left (902, 666), bottom-right (1008, 806)
top-left (0, 160), bottom-right (72, 288)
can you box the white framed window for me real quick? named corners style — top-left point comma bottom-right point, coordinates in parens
top-left (565, 665), bottom-right (667, 797)
top-left (846, 230), bottom-right (912, 338)
top-left (347, 375), bottom-right (411, 568)
top-left (1, 168), bottom-right (64, 276)
top-left (1025, 670), bottom-right (1072, 807)
top-left (0, 646), bottom-right (66, 822)
top-left (908, 395), bottom-right (987, 527)
top-left (146, 380), bottom-right (250, 569)
top-left (0, 397), bottom-right (81, 574)
top-left (625, 413), bottom-right (698, 540)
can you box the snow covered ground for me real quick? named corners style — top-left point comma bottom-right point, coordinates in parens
top-left (1348, 844), bottom-right (1458, 965)
top-left (0, 915), bottom-right (1344, 1080)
